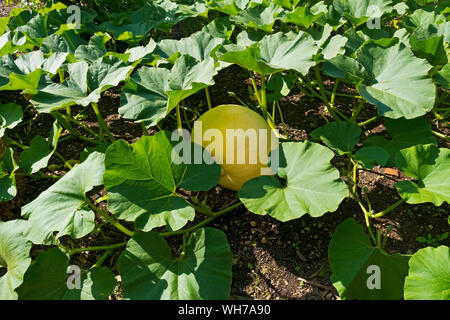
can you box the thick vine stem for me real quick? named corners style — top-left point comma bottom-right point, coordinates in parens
top-left (54, 151), bottom-right (73, 169)
top-left (250, 72), bottom-right (263, 106)
top-left (176, 104), bottom-right (183, 135)
top-left (92, 103), bottom-right (115, 142)
top-left (86, 199), bottom-right (135, 237)
top-left (260, 74), bottom-right (268, 120)
top-left (313, 66), bottom-right (342, 121)
top-left (358, 116), bottom-right (379, 127)
top-left (160, 201), bottom-right (243, 237)
top-left (432, 130), bottom-right (450, 141)
top-left (90, 249), bottom-right (112, 269)
top-left (370, 199), bottom-right (405, 219)
top-left (350, 100), bottom-right (365, 122)
top-left (347, 156), bottom-right (377, 244)
top-left (69, 242), bottom-right (127, 256)
top-left (205, 87), bottom-right (212, 110)
top-left (52, 112), bottom-right (103, 145)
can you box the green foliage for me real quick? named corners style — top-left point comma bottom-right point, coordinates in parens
top-left (0, 0), bottom-right (448, 301)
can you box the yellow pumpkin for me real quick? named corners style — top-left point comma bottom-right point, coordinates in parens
top-left (192, 104), bottom-right (278, 191)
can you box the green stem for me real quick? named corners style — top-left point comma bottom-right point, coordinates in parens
top-left (347, 155), bottom-right (377, 244)
top-left (376, 230), bottom-right (382, 248)
top-left (160, 202), bottom-right (243, 237)
top-left (250, 72), bottom-right (262, 106)
top-left (350, 100), bottom-right (365, 122)
top-left (324, 90), bottom-right (362, 99)
top-left (330, 79), bottom-right (339, 107)
top-left (228, 91), bottom-right (251, 109)
top-left (141, 123), bottom-right (149, 136)
top-left (370, 199), bottom-right (405, 219)
top-left (52, 112), bottom-right (102, 145)
top-left (312, 68), bottom-right (349, 121)
top-left (90, 249), bottom-right (112, 269)
top-left (96, 195), bottom-right (108, 203)
top-left (66, 116), bottom-right (100, 139)
top-left (260, 74), bottom-right (267, 120)
top-left (359, 116), bottom-right (379, 127)
top-left (51, 111), bottom-right (80, 136)
top-left (313, 66), bottom-right (335, 117)
top-left (69, 242), bottom-right (126, 256)
top-left (86, 200), bottom-right (135, 237)
top-left (296, 82), bottom-right (315, 98)
top-left (358, 199), bottom-right (377, 244)
top-left (176, 104), bottom-right (183, 135)
top-left (276, 101), bottom-right (288, 138)
top-left (92, 103), bottom-right (115, 142)
top-left (182, 103), bottom-right (192, 131)
top-left (54, 151), bottom-right (72, 170)
top-left (2, 135), bottom-right (26, 149)
top-left (58, 134), bottom-right (102, 145)
top-left (432, 130), bottom-right (450, 141)
top-left (205, 87), bottom-right (212, 110)
top-left (436, 91), bottom-right (449, 107)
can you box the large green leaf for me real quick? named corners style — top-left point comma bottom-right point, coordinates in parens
top-left (333, 0), bottom-right (393, 26)
top-left (354, 146), bottom-right (389, 170)
top-left (21, 152), bottom-right (105, 244)
top-left (156, 29), bottom-right (225, 63)
top-left (120, 56), bottom-right (217, 127)
top-left (20, 136), bottom-right (53, 175)
top-left (118, 228), bottom-right (232, 300)
top-left (357, 43), bottom-right (436, 119)
top-left (279, 6), bottom-right (324, 28)
top-left (238, 141), bottom-right (348, 221)
top-left (104, 132), bottom-right (221, 232)
top-left (10, 12), bottom-right (53, 46)
top-left (0, 220), bottom-right (32, 300)
top-left (0, 31), bottom-right (30, 56)
top-left (343, 27), bottom-right (394, 55)
top-left (394, 145), bottom-right (450, 206)
top-left (124, 40), bottom-right (157, 64)
top-left (310, 121), bottom-right (362, 155)
top-left (404, 246), bottom-right (450, 300)
top-left (404, 8), bottom-right (446, 30)
top-left (74, 33), bottom-right (110, 64)
top-left (17, 247), bottom-right (116, 300)
top-left (0, 148), bottom-right (19, 202)
top-left (329, 218), bottom-right (410, 300)
top-left (20, 121), bottom-right (62, 174)
top-left (230, 3), bottom-right (281, 32)
top-left (0, 103), bottom-right (23, 137)
top-left (410, 23), bottom-right (449, 66)
top-left (435, 63), bottom-right (450, 89)
top-left (208, 0), bottom-right (250, 15)
top-left (41, 30), bottom-right (88, 56)
top-left (323, 54), bottom-right (370, 84)
top-left (257, 31), bottom-right (319, 75)
top-left (326, 42), bottom-right (436, 118)
top-left (31, 56), bottom-right (133, 112)
top-left (155, 17), bottom-right (234, 64)
top-left (100, 0), bottom-right (205, 43)
top-left (364, 117), bottom-right (437, 166)
top-left (217, 31), bottom-right (318, 75)
top-left (0, 51), bottom-right (67, 93)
